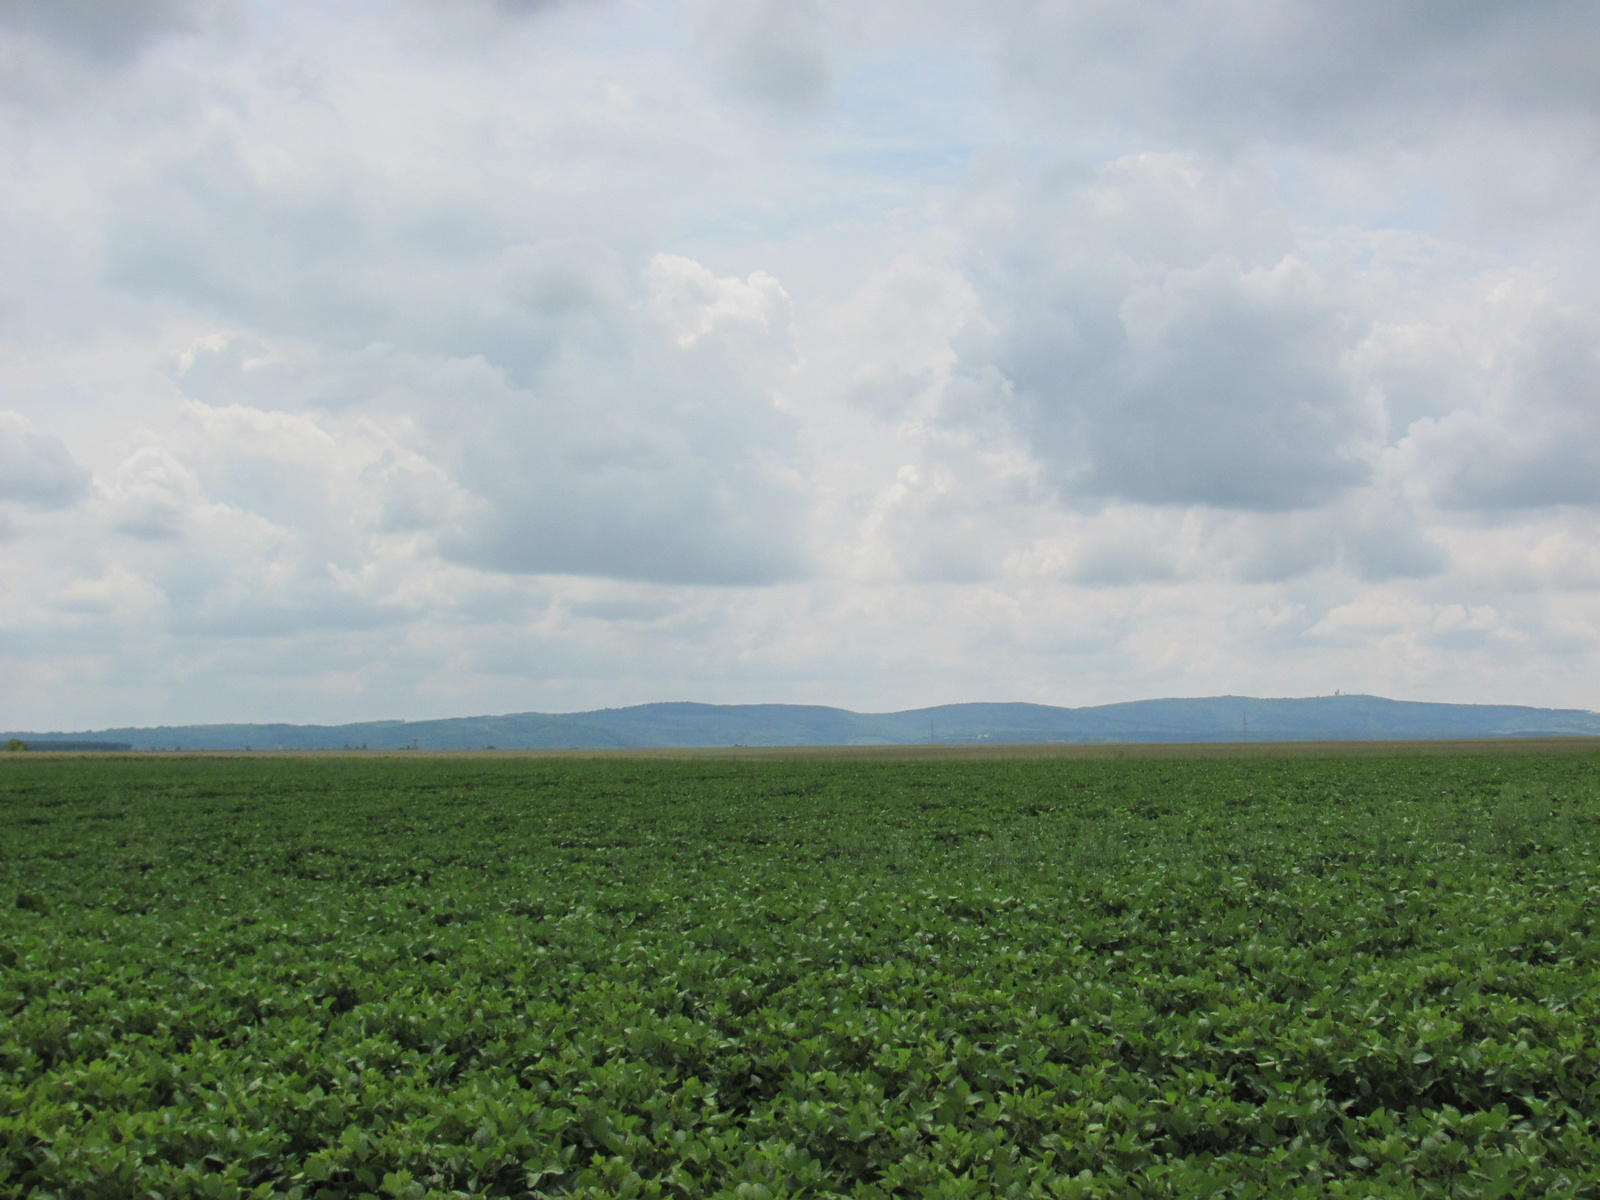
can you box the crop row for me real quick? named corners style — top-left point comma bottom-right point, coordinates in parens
top-left (3, 752), bottom-right (1599, 1197)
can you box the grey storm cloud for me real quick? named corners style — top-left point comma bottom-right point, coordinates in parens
top-left (1414, 315), bottom-right (1600, 511)
top-left (0, 0), bottom-right (214, 61)
top-left (424, 342), bottom-right (812, 587)
top-left (1062, 258), bottom-right (1371, 511)
top-left (0, 416), bottom-right (91, 509)
top-left (0, 0), bottom-right (222, 106)
top-left (976, 0), bottom-right (1600, 145)
top-left (949, 156), bottom-right (1374, 512)
top-left (444, 472), bottom-right (808, 586)
top-left (486, 0), bottom-right (565, 13)
top-left (106, 141), bottom-right (392, 348)
top-left (704, 0), bottom-right (832, 112)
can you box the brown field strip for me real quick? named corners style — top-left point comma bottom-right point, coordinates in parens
top-left (12, 736), bottom-right (1600, 762)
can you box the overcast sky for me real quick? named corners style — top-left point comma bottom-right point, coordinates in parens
top-left (4, 0), bottom-right (1600, 728)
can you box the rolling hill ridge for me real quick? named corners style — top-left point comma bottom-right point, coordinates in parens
top-left (7, 694), bottom-right (1600, 750)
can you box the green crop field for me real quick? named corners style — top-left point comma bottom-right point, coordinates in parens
top-left (4, 750), bottom-right (1600, 1199)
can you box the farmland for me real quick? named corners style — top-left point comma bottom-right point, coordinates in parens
top-left (3, 750), bottom-right (1600, 1198)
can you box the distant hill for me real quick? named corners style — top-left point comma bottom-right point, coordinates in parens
top-left (7, 740), bottom-right (133, 752)
top-left (6, 694), bottom-right (1600, 750)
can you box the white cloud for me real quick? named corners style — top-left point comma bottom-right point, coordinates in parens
top-left (645, 253), bottom-right (793, 350)
top-left (106, 445), bottom-right (202, 539)
top-left (0, 412), bottom-right (90, 509)
top-left (3, 0), bottom-right (1600, 727)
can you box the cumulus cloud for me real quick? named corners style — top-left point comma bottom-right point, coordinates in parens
top-left (824, 255), bottom-right (978, 420)
top-left (107, 446), bottom-right (201, 540)
top-left (163, 303), bottom-right (809, 588)
top-left (646, 253), bottom-right (793, 349)
top-left (64, 398), bottom-right (520, 652)
top-left (5, 0), bottom-right (1600, 726)
top-left (94, 73), bottom-right (815, 589)
top-left (1077, 256), bottom-right (1371, 509)
top-left (1406, 311), bottom-right (1600, 510)
top-left (950, 155), bottom-right (1374, 511)
top-left (0, 413), bottom-right (90, 509)
top-left (0, 0), bottom-right (215, 62)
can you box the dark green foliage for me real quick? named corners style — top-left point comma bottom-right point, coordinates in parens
top-left (3, 752), bottom-right (1600, 1198)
